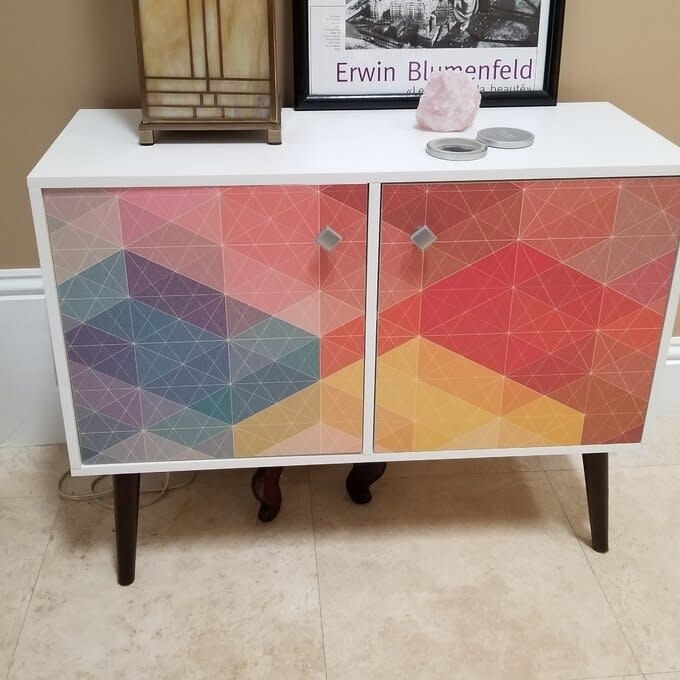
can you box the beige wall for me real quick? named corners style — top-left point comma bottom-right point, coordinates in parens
top-left (1, 0), bottom-right (678, 270)
top-left (0, 0), bottom-right (294, 268)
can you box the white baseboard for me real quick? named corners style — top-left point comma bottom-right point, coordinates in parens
top-left (1, 269), bottom-right (679, 447)
top-left (0, 270), bottom-right (64, 446)
top-left (655, 339), bottom-right (680, 416)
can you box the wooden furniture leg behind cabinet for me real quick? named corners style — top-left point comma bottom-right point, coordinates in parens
top-left (346, 462), bottom-right (388, 504)
top-left (249, 462), bottom-right (390, 523)
top-left (252, 467), bottom-right (284, 523)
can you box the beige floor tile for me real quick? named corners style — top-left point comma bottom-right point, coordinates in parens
top-left (646, 416), bottom-right (680, 444)
top-left (310, 471), bottom-right (639, 680)
top-left (0, 445), bottom-right (68, 498)
top-left (646, 674), bottom-right (680, 679)
top-left (579, 676), bottom-right (645, 680)
top-left (8, 469), bottom-right (324, 680)
top-left (383, 455), bottom-right (544, 477)
top-left (0, 496), bottom-right (60, 678)
top-left (617, 417), bottom-right (680, 468)
top-left (547, 466), bottom-right (680, 674)
top-left (308, 456), bottom-right (543, 485)
top-left (0, 495), bottom-right (59, 556)
top-left (541, 452), bottom-right (637, 475)
top-left (540, 453), bottom-right (583, 471)
top-left (625, 439), bottom-right (680, 468)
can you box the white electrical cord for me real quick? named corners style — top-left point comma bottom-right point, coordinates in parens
top-left (57, 470), bottom-right (197, 509)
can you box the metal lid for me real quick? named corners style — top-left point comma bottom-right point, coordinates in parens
top-left (476, 127), bottom-right (535, 149)
top-left (426, 137), bottom-right (488, 161)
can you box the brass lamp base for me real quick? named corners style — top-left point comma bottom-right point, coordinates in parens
top-left (138, 121), bottom-right (282, 146)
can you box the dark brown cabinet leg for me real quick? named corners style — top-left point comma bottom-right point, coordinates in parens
top-left (252, 467), bottom-right (283, 522)
top-left (582, 452), bottom-right (609, 553)
top-left (113, 474), bottom-right (141, 586)
top-left (346, 462), bottom-right (387, 505)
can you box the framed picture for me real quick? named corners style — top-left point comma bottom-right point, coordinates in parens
top-left (294, 0), bottom-right (566, 110)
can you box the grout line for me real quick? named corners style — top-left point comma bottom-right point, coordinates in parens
top-left (566, 674), bottom-right (646, 680)
top-left (6, 499), bottom-right (62, 678)
top-left (617, 460), bottom-right (680, 470)
top-left (307, 468), bottom-right (329, 680)
top-left (543, 469), bottom-right (645, 677)
top-left (385, 466), bottom-right (547, 480)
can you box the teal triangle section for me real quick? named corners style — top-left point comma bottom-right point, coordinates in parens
top-left (190, 388), bottom-right (233, 424)
top-left (230, 334), bottom-right (318, 364)
top-left (135, 344), bottom-right (185, 385)
top-left (129, 300), bottom-right (225, 344)
top-left (230, 317), bottom-right (319, 381)
top-left (228, 342), bottom-right (275, 381)
top-left (87, 300), bottom-right (135, 342)
top-left (277, 340), bottom-right (320, 380)
top-left (57, 251), bottom-right (128, 323)
top-left (233, 316), bottom-right (317, 344)
top-left (231, 383), bottom-right (282, 423)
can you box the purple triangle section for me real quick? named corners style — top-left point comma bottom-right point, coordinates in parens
top-left (125, 252), bottom-right (228, 337)
top-left (72, 384), bottom-right (142, 429)
top-left (226, 296), bottom-right (271, 335)
top-left (138, 387), bottom-right (186, 428)
top-left (66, 323), bottom-right (138, 386)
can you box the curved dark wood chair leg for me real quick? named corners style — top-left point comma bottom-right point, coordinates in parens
top-left (252, 467), bottom-right (283, 522)
top-left (346, 462), bottom-right (387, 505)
top-left (582, 452), bottom-right (609, 553)
top-left (113, 474), bottom-right (141, 586)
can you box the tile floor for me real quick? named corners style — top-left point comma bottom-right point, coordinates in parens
top-left (1, 418), bottom-right (680, 680)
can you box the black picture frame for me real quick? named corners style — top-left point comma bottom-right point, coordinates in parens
top-left (294, 0), bottom-right (566, 110)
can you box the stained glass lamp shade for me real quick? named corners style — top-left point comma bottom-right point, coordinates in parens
top-left (133, 0), bottom-right (281, 145)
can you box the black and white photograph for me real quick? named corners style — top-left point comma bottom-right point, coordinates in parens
top-left (346, 0), bottom-right (542, 50)
top-left (294, 0), bottom-right (564, 108)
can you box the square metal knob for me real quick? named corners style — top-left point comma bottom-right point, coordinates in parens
top-left (316, 227), bottom-right (343, 252)
top-left (410, 225), bottom-right (437, 251)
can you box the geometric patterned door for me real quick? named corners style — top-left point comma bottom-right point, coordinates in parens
top-left (375, 179), bottom-right (680, 453)
top-left (44, 185), bottom-right (367, 464)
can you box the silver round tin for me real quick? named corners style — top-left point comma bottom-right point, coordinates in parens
top-left (476, 127), bottom-right (535, 149)
top-left (426, 137), bottom-right (488, 161)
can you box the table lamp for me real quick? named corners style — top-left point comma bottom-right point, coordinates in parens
top-left (133, 0), bottom-right (281, 145)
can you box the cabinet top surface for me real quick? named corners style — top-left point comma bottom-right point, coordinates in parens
top-left (28, 104), bottom-right (680, 188)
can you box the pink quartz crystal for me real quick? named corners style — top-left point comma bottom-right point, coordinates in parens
top-left (416, 71), bottom-right (482, 133)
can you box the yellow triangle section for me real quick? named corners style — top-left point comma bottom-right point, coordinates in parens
top-left (375, 337), bottom-right (584, 453)
top-left (234, 360), bottom-right (365, 458)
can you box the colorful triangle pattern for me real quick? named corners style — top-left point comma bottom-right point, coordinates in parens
top-left (46, 178), bottom-right (680, 461)
top-left (377, 179), bottom-right (680, 452)
top-left (45, 186), bottom-right (368, 463)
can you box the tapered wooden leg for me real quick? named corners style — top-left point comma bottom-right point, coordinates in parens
top-left (346, 462), bottom-right (387, 505)
top-left (582, 452), bottom-right (609, 553)
top-left (252, 467), bottom-right (283, 522)
top-left (113, 474), bottom-right (141, 586)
